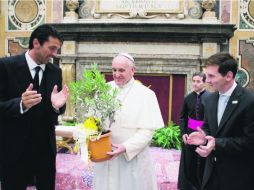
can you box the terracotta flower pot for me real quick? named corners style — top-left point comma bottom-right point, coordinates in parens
top-left (88, 131), bottom-right (112, 162)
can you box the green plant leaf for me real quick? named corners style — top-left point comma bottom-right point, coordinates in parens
top-left (151, 122), bottom-right (182, 150)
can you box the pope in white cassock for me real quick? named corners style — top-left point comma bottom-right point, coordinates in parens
top-left (93, 53), bottom-right (164, 190)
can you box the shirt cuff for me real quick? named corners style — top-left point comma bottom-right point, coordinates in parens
top-left (52, 104), bottom-right (60, 113)
top-left (20, 100), bottom-right (29, 114)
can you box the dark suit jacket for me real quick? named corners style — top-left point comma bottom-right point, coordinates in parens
top-left (0, 54), bottom-right (65, 171)
top-left (202, 85), bottom-right (254, 190)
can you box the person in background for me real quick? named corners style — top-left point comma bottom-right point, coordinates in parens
top-left (178, 72), bottom-right (210, 190)
top-left (93, 53), bottom-right (164, 190)
top-left (187, 53), bottom-right (254, 190)
top-left (0, 24), bottom-right (68, 190)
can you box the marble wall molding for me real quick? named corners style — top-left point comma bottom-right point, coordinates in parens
top-left (59, 53), bottom-right (200, 94)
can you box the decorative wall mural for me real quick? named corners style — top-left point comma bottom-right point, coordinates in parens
top-left (238, 39), bottom-right (254, 90)
top-left (52, 0), bottom-right (63, 23)
top-left (220, 0), bottom-right (230, 24)
top-left (8, 0), bottom-right (45, 30)
top-left (8, 37), bottom-right (29, 56)
top-left (239, 0), bottom-right (254, 29)
top-left (236, 69), bottom-right (249, 87)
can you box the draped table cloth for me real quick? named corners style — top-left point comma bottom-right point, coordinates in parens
top-left (27, 147), bottom-right (180, 190)
top-left (56, 147), bottom-right (180, 190)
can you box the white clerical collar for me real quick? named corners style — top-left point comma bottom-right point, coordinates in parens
top-left (119, 78), bottom-right (135, 89)
top-left (195, 89), bottom-right (205, 95)
top-left (25, 51), bottom-right (46, 71)
top-left (219, 81), bottom-right (237, 97)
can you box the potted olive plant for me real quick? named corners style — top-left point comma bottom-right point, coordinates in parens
top-left (69, 64), bottom-right (121, 162)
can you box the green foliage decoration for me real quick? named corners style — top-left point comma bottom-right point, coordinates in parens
top-left (62, 121), bottom-right (76, 126)
top-left (69, 64), bottom-right (121, 133)
top-left (152, 122), bottom-right (182, 150)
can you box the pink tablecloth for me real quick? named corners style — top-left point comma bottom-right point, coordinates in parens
top-left (28, 147), bottom-right (180, 190)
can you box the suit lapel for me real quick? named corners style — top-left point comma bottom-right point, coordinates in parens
top-left (44, 64), bottom-right (55, 99)
top-left (217, 85), bottom-right (242, 134)
top-left (14, 54), bottom-right (33, 90)
top-left (210, 92), bottom-right (219, 136)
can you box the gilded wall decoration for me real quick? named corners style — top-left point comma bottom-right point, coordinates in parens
top-left (8, 0), bottom-right (45, 30)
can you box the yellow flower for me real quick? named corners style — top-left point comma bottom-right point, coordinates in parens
top-left (83, 117), bottom-right (99, 132)
top-left (73, 143), bottom-right (79, 153)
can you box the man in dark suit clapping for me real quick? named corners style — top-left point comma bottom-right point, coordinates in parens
top-left (0, 24), bottom-right (68, 190)
top-left (187, 53), bottom-right (254, 190)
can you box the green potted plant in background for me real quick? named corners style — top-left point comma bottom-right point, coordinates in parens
top-left (69, 64), bottom-right (121, 162)
top-left (152, 121), bottom-right (182, 150)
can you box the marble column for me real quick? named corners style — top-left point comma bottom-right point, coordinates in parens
top-left (60, 41), bottom-right (77, 121)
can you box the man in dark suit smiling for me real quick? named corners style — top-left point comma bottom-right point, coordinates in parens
top-left (187, 53), bottom-right (254, 190)
top-left (0, 24), bottom-right (68, 190)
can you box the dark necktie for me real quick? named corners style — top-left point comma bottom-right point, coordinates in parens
top-left (33, 66), bottom-right (41, 91)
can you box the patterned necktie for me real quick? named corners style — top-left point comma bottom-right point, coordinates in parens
top-left (33, 66), bottom-right (41, 91)
top-left (217, 94), bottom-right (229, 126)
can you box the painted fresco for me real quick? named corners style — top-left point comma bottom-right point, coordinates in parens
top-left (220, 0), bottom-right (231, 23)
top-left (8, 37), bottom-right (28, 56)
top-left (239, 0), bottom-right (254, 29)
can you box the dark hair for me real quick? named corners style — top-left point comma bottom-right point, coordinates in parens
top-left (192, 72), bottom-right (206, 82)
top-left (205, 53), bottom-right (238, 78)
top-left (29, 24), bottom-right (63, 49)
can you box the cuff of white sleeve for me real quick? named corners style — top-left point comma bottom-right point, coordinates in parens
top-left (20, 100), bottom-right (29, 114)
top-left (52, 104), bottom-right (60, 113)
top-left (122, 143), bottom-right (134, 161)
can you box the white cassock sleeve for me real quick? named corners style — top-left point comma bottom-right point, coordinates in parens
top-left (122, 128), bottom-right (154, 161)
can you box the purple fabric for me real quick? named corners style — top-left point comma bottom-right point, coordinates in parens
top-left (188, 118), bottom-right (203, 130)
top-left (172, 75), bottom-right (185, 125)
top-left (134, 75), bottom-right (170, 125)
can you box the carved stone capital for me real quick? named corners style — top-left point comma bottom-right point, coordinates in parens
top-left (62, 41), bottom-right (77, 55)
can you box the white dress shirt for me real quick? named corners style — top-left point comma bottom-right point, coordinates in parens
top-left (217, 81), bottom-right (237, 125)
top-left (25, 51), bottom-right (45, 84)
top-left (20, 51), bottom-right (46, 113)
